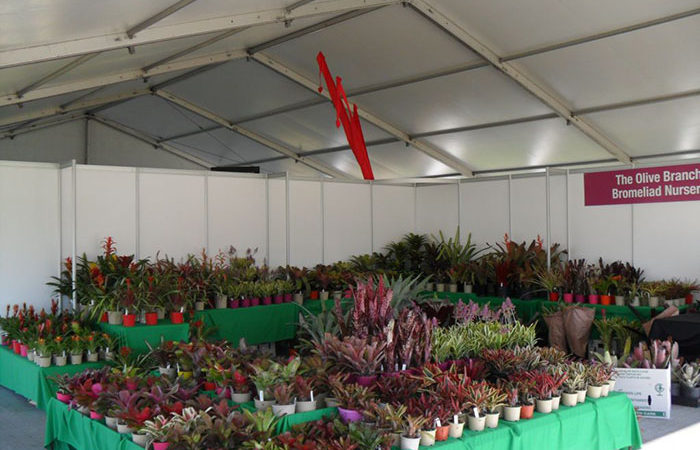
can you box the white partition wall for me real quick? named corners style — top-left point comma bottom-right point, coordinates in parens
top-left (324, 182), bottom-right (372, 262)
top-left (208, 175), bottom-right (267, 259)
top-left (0, 162), bottom-right (60, 312)
top-left (288, 180), bottom-right (323, 267)
top-left (416, 184), bottom-right (459, 236)
top-left (460, 178), bottom-right (509, 246)
top-left (373, 184), bottom-right (416, 251)
top-left (139, 171), bottom-right (207, 259)
top-left (510, 176), bottom-right (547, 243)
top-left (268, 178), bottom-right (287, 267)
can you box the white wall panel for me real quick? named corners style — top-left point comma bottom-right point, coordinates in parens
top-left (460, 179), bottom-right (508, 247)
top-left (289, 180), bottom-right (322, 267)
top-left (208, 175), bottom-right (267, 261)
top-left (634, 202), bottom-right (700, 280)
top-left (76, 166), bottom-right (136, 258)
top-left (373, 185), bottom-right (415, 251)
top-left (324, 182), bottom-right (371, 262)
top-left (0, 163), bottom-right (59, 312)
top-left (268, 179), bottom-right (287, 268)
top-left (416, 184), bottom-right (458, 237)
top-left (139, 171), bottom-right (206, 260)
top-left (568, 172), bottom-right (632, 263)
top-left (510, 176), bottom-right (546, 243)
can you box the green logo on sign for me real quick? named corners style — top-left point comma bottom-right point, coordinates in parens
top-left (654, 383), bottom-right (664, 394)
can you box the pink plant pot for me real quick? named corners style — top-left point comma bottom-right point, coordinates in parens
top-left (262, 297), bottom-right (272, 306)
top-left (126, 381), bottom-right (138, 391)
top-left (563, 293), bottom-right (574, 303)
top-left (90, 410), bottom-right (103, 420)
top-left (241, 298), bottom-right (251, 308)
top-left (338, 407), bottom-right (363, 423)
top-left (588, 294), bottom-right (599, 305)
top-left (56, 392), bottom-right (72, 404)
top-left (344, 289), bottom-right (352, 298)
top-left (20, 344), bottom-right (28, 357)
top-left (273, 295), bottom-right (283, 304)
top-left (284, 293), bottom-right (293, 303)
top-left (153, 443), bottom-right (170, 450)
top-left (355, 375), bottom-right (377, 387)
top-left (229, 298), bottom-right (240, 309)
top-left (1, 335), bottom-right (8, 346)
top-left (215, 386), bottom-right (231, 399)
top-left (575, 294), bottom-right (585, 304)
top-left (251, 297), bottom-right (260, 307)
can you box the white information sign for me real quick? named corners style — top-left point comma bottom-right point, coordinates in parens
top-left (613, 367), bottom-right (671, 419)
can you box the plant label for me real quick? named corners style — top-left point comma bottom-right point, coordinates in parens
top-left (613, 367), bottom-right (671, 419)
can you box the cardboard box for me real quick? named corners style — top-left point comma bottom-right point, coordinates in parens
top-left (613, 367), bottom-right (671, 419)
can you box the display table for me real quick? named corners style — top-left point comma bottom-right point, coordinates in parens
top-left (649, 313), bottom-right (700, 360)
top-left (0, 346), bottom-right (104, 410)
top-left (194, 303), bottom-right (299, 346)
top-left (99, 320), bottom-right (189, 354)
top-left (45, 398), bottom-right (142, 450)
top-left (45, 393), bottom-right (640, 450)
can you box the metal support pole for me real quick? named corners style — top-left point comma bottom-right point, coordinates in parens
top-left (320, 177), bottom-right (325, 264)
top-left (370, 181), bottom-right (374, 252)
top-left (265, 175), bottom-right (270, 265)
top-left (57, 162), bottom-right (63, 312)
top-left (457, 180), bottom-right (462, 237)
top-left (204, 171), bottom-right (209, 254)
top-left (84, 118), bottom-right (89, 164)
top-left (135, 168), bottom-right (140, 259)
top-left (285, 172), bottom-right (290, 266)
top-left (545, 167), bottom-right (551, 270)
top-left (566, 169), bottom-right (571, 261)
top-left (507, 175), bottom-right (512, 238)
top-left (71, 160), bottom-right (77, 311)
top-left (413, 183), bottom-right (418, 233)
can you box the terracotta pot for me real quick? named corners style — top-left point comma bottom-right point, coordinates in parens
top-left (562, 392), bottom-right (578, 406)
top-left (310, 290), bottom-right (319, 300)
top-left (549, 292), bottom-right (560, 302)
top-left (536, 398), bottom-right (553, 414)
top-left (503, 406), bottom-right (521, 421)
top-left (588, 294), bottom-right (599, 304)
top-left (448, 421), bottom-right (464, 438)
top-left (145, 312), bottom-right (158, 325)
top-left (468, 414), bottom-right (486, 431)
top-left (563, 293), bottom-right (574, 303)
top-left (338, 407), bottom-right (363, 423)
top-left (122, 314), bottom-right (136, 327)
top-left (272, 403), bottom-right (296, 417)
top-left (169, 312), bottom-right (184, 324)
top-left (420, 429), bottom-right (436, 446)
top-left (587, 385), bottom-right (602, 399)
top-left (435, 425), bottom-right (449, 441)
top-left (400, 435), bottom-right (420, 450)
top-left (600, 295), bottom-right (612, 306)
top-left (520, 404), bottom-right (534, 419)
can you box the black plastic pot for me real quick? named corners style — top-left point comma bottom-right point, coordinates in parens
top-left (671, 382), bottom-right (680, 397)
top-left (681, 384), bottom-right (700, 399)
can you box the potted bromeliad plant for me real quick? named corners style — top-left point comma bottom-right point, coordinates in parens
top-left (400, 415), bottom-right (428, 450)
top-left (271, 382), bottom-right (296, 417)
top-left (294, 375), bottom-right (317, 413)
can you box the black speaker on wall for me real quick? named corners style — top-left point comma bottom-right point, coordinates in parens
top-left (211, 166), bottom-right (260, 174)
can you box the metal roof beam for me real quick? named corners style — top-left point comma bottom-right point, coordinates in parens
top-left (16, 53), bottom-right (100, 98)
top-left (0, 0), bottom-right (399, 69)
top-left (153, 90), bottom-right (354, 179)
top-left (88, 115), bottom-right (213, 168)
top-left (286, 0), bottom-right (318, 14)
top-left (0, 113), bottom-right (86, 140)
top-left (0, 89), bottom-right (149, 127)
top-left (409, 0), bottom-right (632, 164)
top-left (251, 52), bottom-right (475, 177)
top-left (127, 0), bottom-right (200, 39)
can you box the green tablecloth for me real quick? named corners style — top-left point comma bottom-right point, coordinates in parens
top-left (579, 302), bottom-right (688, 321)
top-left (99, 320), bottom-right (190, 354)
top-left (0, 346), bottom-right (104, 410)
top-left (194, 303), bottom-right (299, 346)
top-left (45, 398), bottom-right (142, 450)
top-left (391, 392), bottom-right (640, 450)
top-left (276, 407), bottom-right (337, 434)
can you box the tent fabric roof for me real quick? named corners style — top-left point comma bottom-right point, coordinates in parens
top-left (1, 0), bottom-right (699, 179)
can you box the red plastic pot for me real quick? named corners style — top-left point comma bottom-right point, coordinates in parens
top-left (122, 314), bottom-right (137, 327)
top-left (56, 392), bottom-right (72, 404)
top-left (251, 297), bottom-right (260, 307)
top-left (310, 290), bottom-right (319, 300)
top-left (145, 312), bottom-right (158, 325)
top-left (153, 442), bottom-right (170, 450)
top-left (170, 312), bottom-right (184, 324)
top-left (520, 404), bottom-right (534, 419)
top-left (262, 296), bottom-right (272, 306)
top-left (12, 340), bottom-right (21, 354)
top-left (600, 295), bottom-right (612, 306)
top-left (549, 292), bottom-right (560, 302)
top-left (90, 410), bottom-right (103, 420)
top-left (563, 293), bottom-right (574, 303)
top-left (100, 312), bottom-right (108, 323)
top-left (435, 425), bottom-right (450, 441)
top-left (686, 293), bottom-right (694, 305)
top-left (588, 294), bottom-right (599, 305)
top-left (203, 382), bottom-right (216, 391)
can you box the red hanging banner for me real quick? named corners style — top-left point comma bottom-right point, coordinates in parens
top-left (316, 52), bottom-right (374, 180)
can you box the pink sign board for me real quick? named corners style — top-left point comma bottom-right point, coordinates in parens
top-left (584, 163), bottom-right (700, 206)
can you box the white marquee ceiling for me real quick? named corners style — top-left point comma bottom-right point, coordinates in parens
top-left (1, 0), bottom-right (699, 179)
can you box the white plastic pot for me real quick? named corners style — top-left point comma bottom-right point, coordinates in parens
top-left (324, 397), bottom-right (339, 408)
top-left (467, 415), bottom-right (486, 431)
top-left (587, 385), bottom-right (602, 399)
top-left (577, 389), bottom-right (587, 403)
top-left (272, 403), bottom-right (296, 417)
top-left (503, 406), bottom-right (521, 422)
top-left (215, 295), bottom-right (227, 309)
top-left (254, 399), bottom-right (275, 411)
top-left (37, 355), bottom-right (51, 368)
top-left (295, 400), bottom-right (317, 413)
top-left (463, 283), bottom-right (473, 293)
top-left (131, 432), bottom-right (149, 447)
top-left (105, 416), bottom-right (118, 430)
top-left (400, 435), bottom-right (421, 450)
top-left (107, 311), bottom-right (123, 325)
top-left (319, 291), bottom-right (329, 301)
top-left (562, 392), bottom-right (578, 407)
top-left (70, 353), bottom-right (83, 365)
top-left (601, 383), bottom-right (610, 397)
top-left (551, 395), bottom-right (561, 410)
top-left (117, 423), bottom-right (134, 434)
top-left (232, 392), bottom-right (251, 403)
top-left (420, 429), bottom-right (436, 446)
top-left (448, 283), bottom-right (458, 293)
top-left (485, 412), bottom-right (499, 428)
top-left (536, 398), bottom-right (553, 414)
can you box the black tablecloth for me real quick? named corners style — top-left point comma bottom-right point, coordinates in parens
top-left (649, 313), bottom-right (700, 360)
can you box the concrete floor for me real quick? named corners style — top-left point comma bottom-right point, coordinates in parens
top-left (0, 386), bottom-right (697, 449)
